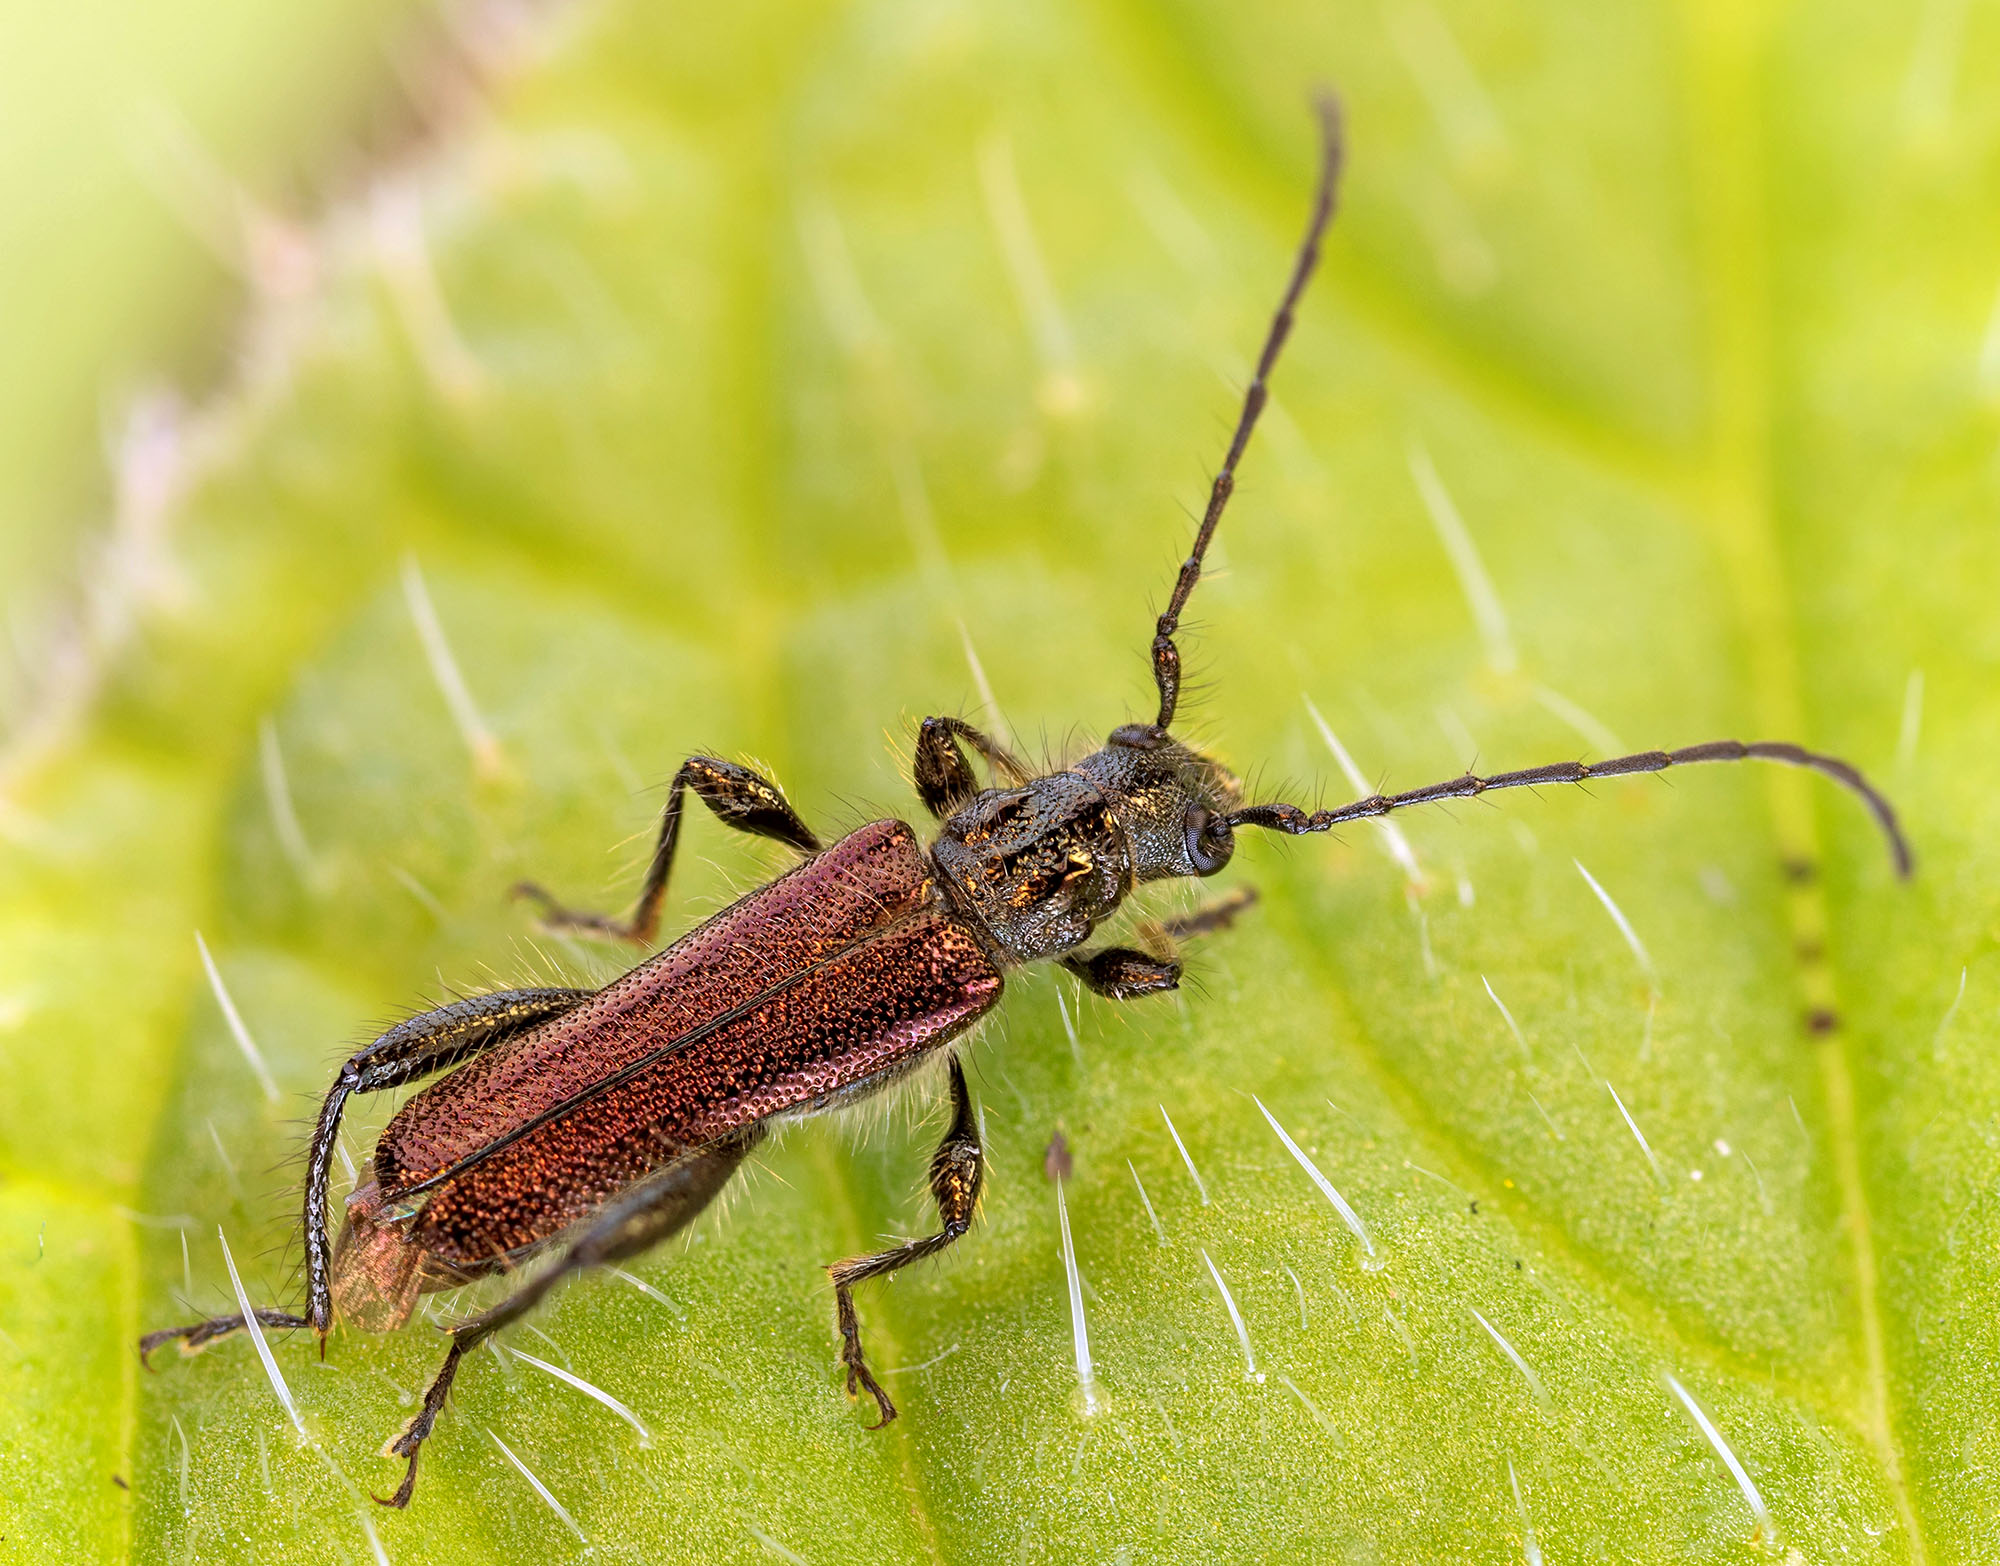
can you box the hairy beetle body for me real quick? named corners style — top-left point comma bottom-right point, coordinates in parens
top-left (143, 98), bottom-right (1909, 1510)
top-left (332, 819), bottom-right (1001, 1325)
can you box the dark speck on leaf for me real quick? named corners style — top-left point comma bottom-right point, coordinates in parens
top-left (1043, 1131), bottom-right (1072, 1182)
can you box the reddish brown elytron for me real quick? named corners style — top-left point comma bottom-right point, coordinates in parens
top-left (411, 830), bottom-right (981, 1274)
top-left (333, 821), bottom-right (999, 1331)
top-left (142, 95), bottom-right (1911, 1510)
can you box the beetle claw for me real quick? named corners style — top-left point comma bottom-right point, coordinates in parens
top-left (848, 1358), bottom-right (897, 1428)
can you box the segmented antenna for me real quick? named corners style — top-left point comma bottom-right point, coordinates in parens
top-left (1149, 91), bottom-right (1345, 733)
top-left (1226, 740), bottom-right (1913, 877)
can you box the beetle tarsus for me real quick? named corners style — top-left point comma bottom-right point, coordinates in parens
top-left (847, 1350), bottom-right (897, 1430)
top-left (825, 1058), bottom-right (981, 1429)
top-left (1064, 947), bottom-right (1182, 999)
top-left (373, 1339), bottom-right (465, 1508)
top-left (511, 880), bottom-right (641, 942)
top-left (915, 716), bottom-right (1031, 819)
top-left (137, 1308), bottom-right (310, 1370)
top-left (373, 1454), bottom-right (422, 1511)
top-left (834, 1290), bottom-right (899, 1427)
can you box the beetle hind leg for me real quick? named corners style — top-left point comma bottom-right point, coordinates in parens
top-left (826, 1056), bottom-right (984, 1428)
top-left (376, 1339), bottom-right (468, 1508)
top-left (374, 1129), bottom-right (758, 1508)
top-left (138, 1308), bottom-right (310, 1369)
top-left (134, 986), bottom-right (591, 1370)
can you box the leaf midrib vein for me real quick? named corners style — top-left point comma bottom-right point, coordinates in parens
top-left (1676, 1), bottom-right (1927, 1557)
top-left (1101, 0), bottom-right (1929, 1546)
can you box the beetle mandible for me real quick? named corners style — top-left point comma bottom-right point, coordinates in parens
top-left (141, 94), bottom-right (1911, 1508)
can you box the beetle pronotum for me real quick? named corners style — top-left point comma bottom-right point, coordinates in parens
top-left (142, 93), bottom-right (1909, 1508)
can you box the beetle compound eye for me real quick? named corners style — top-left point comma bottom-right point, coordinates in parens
top-left (1184, 807), bottom-right (1235, 875)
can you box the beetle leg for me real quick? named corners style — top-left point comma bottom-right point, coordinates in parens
top-left (138, 986), bottom-right (593, 1361)
top-left (303, 988), bottom-right (593, 1338)
top-left (914, 716), bottom-right (1029, 819)
top-left (138, 1307), bottom-right (312, 1368)
top-left (375, 1128), bottom-right (759, 1509)
top-left (514, 756), bottom-right (821, 946)
top-left (1146, 885), bottom-right (1258, 944)
top-left (827, 1055), bottom-right (983, 1428)
top-left (1065, 888), bottom-right (1258, 1000)
top-left (1062, 947), bottom-right (1182, 999)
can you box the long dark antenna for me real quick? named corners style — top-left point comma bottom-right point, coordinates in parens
top-left (1225, 740), bottom-right (1914, 877)
top-left (1149, 91), bottom-right (1345, 733)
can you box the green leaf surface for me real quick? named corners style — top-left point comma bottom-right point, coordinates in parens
top-left (3, 0), bottom-right (1997, 1561)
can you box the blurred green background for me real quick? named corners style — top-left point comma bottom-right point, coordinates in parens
top-left (0, 0), bottom-right (421, 718)
top-left (2, 0), bottom-right (1998, 1562)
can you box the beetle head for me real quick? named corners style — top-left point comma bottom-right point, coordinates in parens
top-left (1078, 724), bottom-right (1244, 882)
top-left (929, 726), bottom-right (1242, 965)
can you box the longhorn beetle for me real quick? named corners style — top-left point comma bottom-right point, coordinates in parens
top-left (141, 94), bottom-right (1912, 1508)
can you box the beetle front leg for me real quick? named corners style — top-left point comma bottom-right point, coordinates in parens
top-left (914, 716), bottom-right (1029, 819)
top-left (1149, 886), bottom-right (1257, 944)
top-left (515, 756), bottom-right (820, 945)
top-left (1063, 947), bottom-right (1181, 999)
top-left (1065, 887), bottom-right (1258, 999)
top-left (827, 1055), bottom-right (983, 1427)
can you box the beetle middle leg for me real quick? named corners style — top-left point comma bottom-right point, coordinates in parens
top-left (377, 1127), bottom-right (760, 1508)
top-left (1062, 886), bottom-right (1259, 999)
top-left (826, 1054), bottom-right (983, 1428)
top-left (139, 985), bottom-right (593, 1363)
top-left (514, 756), bottom-right (820, 945)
